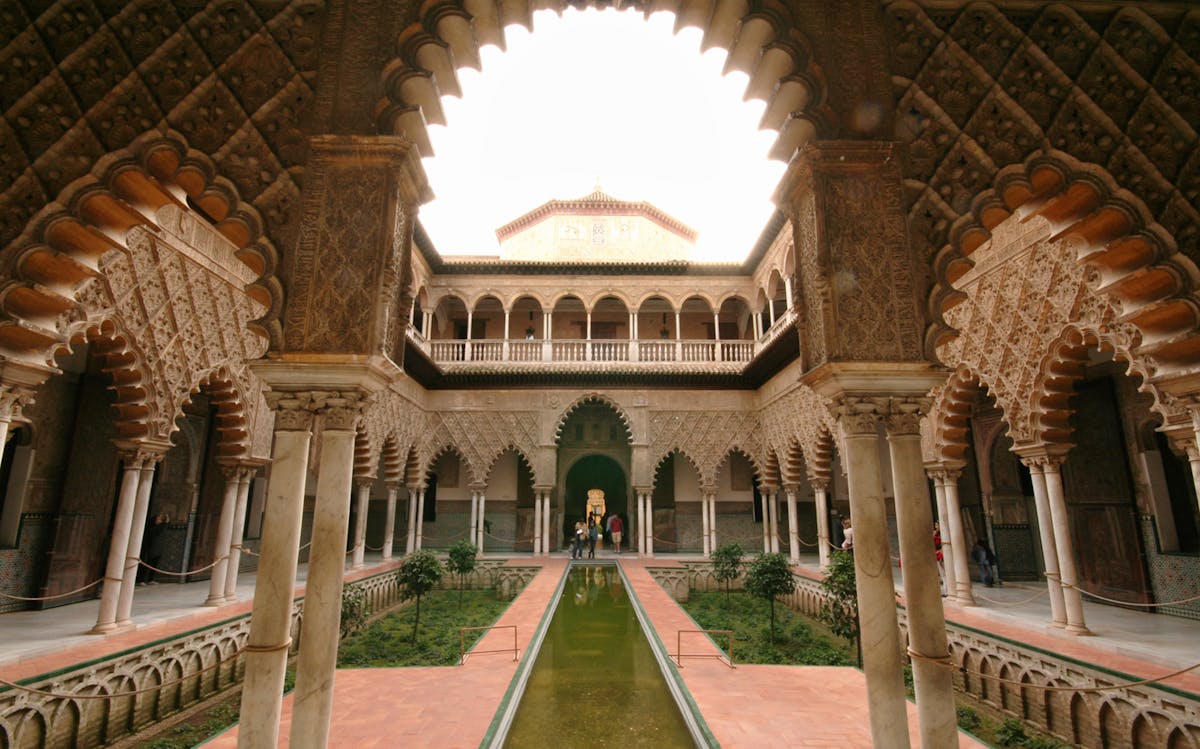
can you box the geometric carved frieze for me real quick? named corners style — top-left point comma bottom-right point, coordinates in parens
top-left (648, 409), bottom-right (763, 487)
top-left (931, 211), bottom-right (1170, 454)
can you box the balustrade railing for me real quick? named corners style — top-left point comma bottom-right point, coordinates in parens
top-left (424, 338), bottom-right (759, 366)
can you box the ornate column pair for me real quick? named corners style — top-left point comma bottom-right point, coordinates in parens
top-left (926, 466), bottom-right (973, 605)
top-left (783, 484), bottom-right (800, 563)
top-left (834, 395), bottom-right (957, 749)
top-left (382, 482), bottom-right (401, 560)
top-left (91, 442), bottom-right (168, 633)
top-left (812, 479), bottom-right (831, 569)
top-left (636, 488), bottom-right (653, 556)
top-left (1016, 448), bottom-right (1089, 634)
top-left (533, 488), bottom-right (553, 555)
top-left (206, 463), bottom-right (260, 605)
top-left (469, 483), bottom-right (488, 553)
top-left (406, 484), bottom-right (423, 554)
top-left (700, 488), bottom-right (717, 556)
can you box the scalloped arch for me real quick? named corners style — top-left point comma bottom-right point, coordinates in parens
top-left (553, 393), bottom-right (635, 443)
top-left (422, 442), bottom-right (483, 487)
top-left (376, 0), bottom-right (833, 162)
top-left (482, 444), bottom-right (537, 485)
top-left (184, 366), bottom-right (256, 461)
top-left (711, 446), bottom-right (763, 489)
top-left (0, 130), bottom-right (281, 362)
top-left (648, 447), bottom-right (703, 486)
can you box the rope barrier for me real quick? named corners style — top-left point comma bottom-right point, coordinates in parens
top-left (1045, 572), bottom-right (1200, 608)
top-left (971, 587), bottom-right (1050, 606)
top-left (907, 650), bottom-right (1200, 694)
top-left (0, 578), bottom-right (105, 601)
top-left (134, 554), bottom-right (228, 577)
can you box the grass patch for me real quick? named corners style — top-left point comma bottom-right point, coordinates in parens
top-left (679, 591), bottom-right (855, 666)
top-left (338, 589), bottom-right (512, 668)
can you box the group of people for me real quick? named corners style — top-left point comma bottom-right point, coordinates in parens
top-left (838, 514), bottom-right (999, 589)
top-left (570, 512), bottom-right (624, 559)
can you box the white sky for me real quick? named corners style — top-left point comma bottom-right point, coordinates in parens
top-left (418, 8), bottom-right (787, 262)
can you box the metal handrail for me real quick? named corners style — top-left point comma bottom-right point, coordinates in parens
top-left (674, 629), bottom-right (735, 668)
top-left (459, 624), bottom-right (519, 666)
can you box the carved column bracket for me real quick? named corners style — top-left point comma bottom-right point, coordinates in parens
top-left (775, 141), bottom-right (925, 369)
top-left (280, 135), bottom-right (433, 360)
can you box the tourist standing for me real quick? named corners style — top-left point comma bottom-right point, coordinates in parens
top-left (587, 519), bottom-right (598, 559)
top-left (607, 513), bottom-right (623, 554)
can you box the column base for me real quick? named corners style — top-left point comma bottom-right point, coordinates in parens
top-left (88, 622), bottom-right (119, 634)
top-left (1066, 624), bottom-right (1094, 636)
top-left (204, 595), bottom-right (227, 606)
top-left (1050, 620), bottom-right (1067, 629)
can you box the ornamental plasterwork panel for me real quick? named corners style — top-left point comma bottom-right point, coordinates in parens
top-left (760, 384), bottom-right (839, 484)
top-left (932, 212), bottom-right (1171, 450)
top-left (359, 389), bottom-right (428, 479)
top-left (70, 226), bottom-right (270, 454)
top-left (648, 410), bottom-right (763, 487)
top-left (418, 409), bottom-right (542, 487)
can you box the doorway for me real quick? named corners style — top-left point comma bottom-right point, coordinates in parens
top-left (563, 454), bottom-right (628, 547)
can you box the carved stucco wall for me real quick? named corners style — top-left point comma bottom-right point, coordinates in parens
top-left (928, 211), bottom-right (1173, 456)
top-left (886, 2), bottom-right (1200, 355)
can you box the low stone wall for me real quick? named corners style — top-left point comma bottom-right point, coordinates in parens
top-left (0, 558), bottom-right (542, 749)
top-left (648, 563), bottom-right (1200, 748)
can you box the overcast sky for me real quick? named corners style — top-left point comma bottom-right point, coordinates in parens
top-left (417, 8), bottom-right (786, 262)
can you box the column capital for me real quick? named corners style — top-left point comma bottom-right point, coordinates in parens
top-left (883, 396), bottom-right (930, 436)
top-left (353, 476), bottom-right (375, 491)
top-left (925, 463), bottom-right (964, 483)
top-left (114, 440), bottom-right (171, 468)
top-left (384, 481), bottom-right (404, 492)
top-left (1014, 446), bottom-right (1070, 471)
top-left (781, 484), bottom-right (801, 496)
top-left (468, 481), bottom-right (488, 493)
top-left (832, 394), bottom-right (887, 436)
top-left (312, 390), bottom-right (372, 431)
top-left (0, 359), bottom-right (57, 422)
top-left (265, 390), bottom-right (321, 432)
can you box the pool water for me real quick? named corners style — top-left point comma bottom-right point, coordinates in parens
top-left (503, 564), bottom-right (696, 748)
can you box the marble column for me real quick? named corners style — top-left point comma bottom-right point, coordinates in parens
top-left (760, 488), bottom-right (772, 553)
top-left (542, 491), bottom-right (552, 554)
top-left (813, 482), bottom-right (831, 569)
top-left (291, 395), bottom-right (366, 748)
top-left (701, 493), bottom-right (712, 556)
top-left (223, 467), bottom-right (255, 601)
top-left (928, 471), bottom-right (957, 600)
top-left (475, 486), bottom-right (487, 552)
top-left (351, 479), bottom-right (371, 569)
top-left (238, 393), bottom-right (316, 749)
top-left (708, 495), bottom-right (718, 551)
top-left (468, 489), bottom-right (479, 551)
top-left (637, 489), bottom-right (646, 555)
top-left (941, 468), bottom-right (974, 605)
top-left (206, 465), bottom-right (243, 606)
top-left (784, 485), bottom-right (800, 563)
top-left (886, 401), bottom-right (957, 749)
top-left (837, 398), bottom-right (910, 749)
top-left (382, 483), bottom-right (399, 560)
top-left (1020, 455), bottom-right (1067, 627)
top-left (415, 488), bottom-right (426, 550)
top-left (92, 448), bottom-right (149, 633)
top-left (768, 490), bottom-right (780, 553)
top-left (1041, 456), bottom-right (1090, 634)
top-left (644, 491), bottom-right (655, 557)
top-left (117, 454), bottom-right (165, 625)
top-left (406, 485), bottom-right (419, 554)
top-left (533, 490), bottom-right (543, 555)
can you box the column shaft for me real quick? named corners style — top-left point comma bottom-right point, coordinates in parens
top-left (930, 476), bottom-right (956, 599)
top-left (415, 489), bottom-right (426, 550)
top-left (1025, 462), bottom-right (1067, 627)
top-left (239, 427), bottom-right (311, 749)
top-left (92, 460), bottom-right (143, 633)
top-left (382, 485), bottom-right (398, 560)
top-left (468, 490), bottom-right (479, 551)
top-left (291, 428), bottom-right (358, 748)
top-left (476, 492), bottom-right (486, 551)
top-left (533, 491), bottom-right (543, 555)
top-left (206, 468), bottom-right (241, 606)
top-left (942, 475), bottom-right (974, 605)
top-left (352, 482), bottom-right (369, 568)
top-left (701, 494), bottom-right (711, 556)
top-left (1043, 462), bottom-right (1089, 634)
top-left (637, 491), bottom-right (646, 555)
top-left (224, 470), bottom-right (253, 601)
top-left (768, 491), bottom-right (780, 553)
top-left (117, 460), bottom-right (159, 625)
top-left (785, 488), bottom-right (800, 563)
top-left (406, 486), bottom-right (418, 553)
top-left (760, 491), bottom-right (772, 553)
top-left (708, 496), bottom-right (717, 551)
top-left (645, 493), bottom-right (655, 557)
top-left (889, 429), bottom-right (956, 749)
top-left (542, 493), bottom-right (551, 554)
top-left (814, 486), bottom-right (831, 569)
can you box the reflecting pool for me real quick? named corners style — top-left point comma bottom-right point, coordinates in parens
top-left (503, 564), bottom-right (696, 748)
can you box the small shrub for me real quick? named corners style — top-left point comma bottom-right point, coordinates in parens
top-left (743, 553), bottom-right (796, 644)
top-left (996, 718), bottom-right (1029, 747)
top-left (447, 539), bottom-right (479, 606)
top-left (710, 542), bottom-right (745, 600)
top-left (956, 705), bottom-right (981, 732)
top-left (818, 550), bottom-right (860, 666)
top-left (397, 550), bottom-right (445, 644)
top-left (340, 585), bottom-right (370, 639)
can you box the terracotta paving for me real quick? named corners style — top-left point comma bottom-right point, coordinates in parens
top-left (620, 559), bottom-right (985, 748)
top-left (205, 558), bottom-right (567, 749)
